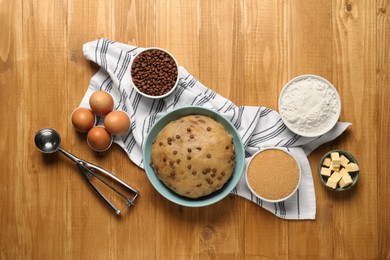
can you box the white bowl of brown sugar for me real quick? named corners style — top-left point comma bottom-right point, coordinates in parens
top-left (130, 48), bottom-right (180, 99)
top-left (245, 147), bottom-right (302, 203)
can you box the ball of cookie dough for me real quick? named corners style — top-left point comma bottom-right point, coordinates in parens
top-left (150, 115), bottom-right (236, 198)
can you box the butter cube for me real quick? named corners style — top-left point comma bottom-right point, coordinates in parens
top-left (339, 168), bottom-right (350, 178)
top-left (326, 178), bottom-right (339, 189)
top-left (330, 152), bottom-right (340, 164)
top-left (346, 162), bottom-right (359, 172)
top-left (339, 175), bottom-right (353, 188)
top-left (330, 161), bottom-right (340, 171)
top-left (322, 157), bottom-right (332, 167)
top-left (329, 171), bottom-right (343, 182)
top-left (340, 155), bottom-right (350, 167)
top-left (321, 167), bottom-right (332, 177)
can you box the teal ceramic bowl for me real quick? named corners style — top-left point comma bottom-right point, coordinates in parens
top-left (143, 106), bottom-right (245, 207)
top-left (318, 150), bottom-right (359, 191)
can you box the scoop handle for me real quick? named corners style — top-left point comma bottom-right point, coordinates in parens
top-left (76, 160), bottom-right (139, 215)
top-left (58, 147), bottom-right (138, 215)
top-left (58, 147), bottom-right (80, 163)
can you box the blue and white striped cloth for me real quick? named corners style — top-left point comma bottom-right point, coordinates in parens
top-left (80, 39), bottom-right (351, 220)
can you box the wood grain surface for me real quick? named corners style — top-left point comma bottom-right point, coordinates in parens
top-left (1, 0), bottom-right (389, 259)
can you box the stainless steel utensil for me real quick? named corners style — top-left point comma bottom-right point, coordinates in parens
top-left (34, 128), bottom-right (138, 215)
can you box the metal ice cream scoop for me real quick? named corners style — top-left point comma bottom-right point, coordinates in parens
top-left (34, 128), bottom-right (138, 215)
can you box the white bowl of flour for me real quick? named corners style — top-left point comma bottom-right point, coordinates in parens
top-left (278, 74), bottom-right (341, 137)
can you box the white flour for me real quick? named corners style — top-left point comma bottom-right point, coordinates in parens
top-left (279, 77), bottom-right (340, 136)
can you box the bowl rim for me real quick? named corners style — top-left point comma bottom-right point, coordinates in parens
top-left (129, 47), bottom-right (180, 99)
top-left (245, 147), bottom-right (302, 203)
top-left (317, 149), bottom-right (359, 191)
top-left (142, 106), bottom-right (245, 207)
top-left (278, 74), bottom-right (341, 137)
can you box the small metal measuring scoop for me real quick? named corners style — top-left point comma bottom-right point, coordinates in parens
top-left (34, 128), bottom-right (139, 215)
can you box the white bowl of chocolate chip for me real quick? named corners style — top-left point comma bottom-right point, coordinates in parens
top-left (143, 106), bottom-right (245, 207)
top-left (130, 48), bottom-right (179, 99)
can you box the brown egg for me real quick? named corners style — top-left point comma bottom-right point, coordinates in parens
top-left (104, 110), bottom-right (131, 135)
top-left (89, 91), bottom-right (114, 116)
top-left (71, 107), bottom-right (95, 132)
top-left (87, 126), bottom-right (112, 152)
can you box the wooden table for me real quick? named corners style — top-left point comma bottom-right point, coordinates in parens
top-left (1, 0), bottom-right (389, 259)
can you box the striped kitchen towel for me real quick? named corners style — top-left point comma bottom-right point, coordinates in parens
top-left (80, 39), bottom-right (351, 220)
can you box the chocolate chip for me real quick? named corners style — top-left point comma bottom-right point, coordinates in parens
top-left (176, 135), bottom-right (180, 139)
top-left (170, 171), bottom-right (175, 177)
top-left (187, 155), bottom-right (191, 160)
top-left (196, 183), bottom-right (202, 187)
top-left (187, 148), bottom-right (192, 152)
top-left (212, 168), bottom-right (217, 173)
top-left (173, 150), bottom-right (177, 155)
top-left (187, 165), bottom-right (192, 169)
top-left (217, 176), bottom-right (223, 181)
top-left (192, 171), bottom-right (197, 175)
top-left (196, 147), bottom-right (202, 151)
top-left (163, 158), bottom-right (167, 162)
top-left (225, 145), bottom-right (229, 150)
top-left (221, 171), bottom-right (225, 176)
top-left (176, 159), bottom-right (181, 164)
top-left (207, 127), bottom-right (211, 131)
top-left (207, 154), bottom-right (212, 158)
top-left (187, 128), bottom-right (191, 132)
top-left (131, 49), bottom-right (178, 97)
top-left (159, 142), bottom-right (163, 146)
top-left (206, 178), bottom-right (213, 185)
top-left (190, 134), bottom-right (194, 139)
top-left (167, 137), bottom-right (172, 142)
top-left (211, 173), bottom-right (216, 177)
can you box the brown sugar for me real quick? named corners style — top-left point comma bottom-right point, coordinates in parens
top-left (247, 149), bottom-right (300, 201)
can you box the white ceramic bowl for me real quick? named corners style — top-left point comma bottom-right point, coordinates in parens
top-left (278, 74), bottom-right (341, 137)
top-left (129, 47), bottom-right (179, 99)
top-left (245, 147), bottom-right (302, 203)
